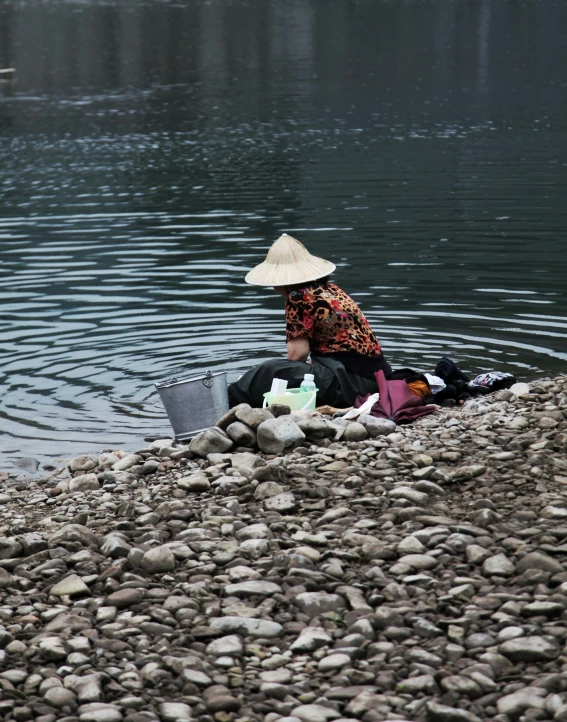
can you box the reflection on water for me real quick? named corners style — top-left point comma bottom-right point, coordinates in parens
top-left (0, 0), bottom-right (566, 472)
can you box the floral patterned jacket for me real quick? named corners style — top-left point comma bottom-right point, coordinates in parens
top-left (285, 280), bottom-right (382, 357)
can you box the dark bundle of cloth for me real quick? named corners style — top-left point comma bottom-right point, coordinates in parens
top-left (385, 357), bottom-right (516, 407)
top-left (432, 356), bottom-right (471, 404)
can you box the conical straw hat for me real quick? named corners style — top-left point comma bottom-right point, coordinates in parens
top-left (245, 233), bottom-right (336, 286)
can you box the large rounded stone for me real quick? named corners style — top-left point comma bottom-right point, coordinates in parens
top-left (50, 574), bottom-right (91, 598)
top-left (235, 406), bottom-right (274, 429)
top-left (516, 551), bottom-right (564, 575)
top-left (499, 636), bottom-right (559, 662)
top-left (48, 524), bottom-right (100, 550)
top-left (257, 417), bottom-right (305, 454)
top-left (226, 421), bottom-right (257, 447)
top-left (294, 592), bottom-right (346, 617)
top-left (210, 616), bottom-right (283, 638)
top-left (140, 545), bottom-right (176, 574)
top-left (68, 455), bottom-right (98, 473)
top-left (189, 427), bottom-right (233, 457)
top-left (105, 588), bottom-right (145, 608)
top-left (69, 474), bottom-right (100, 492)
top-left (44, 687), bottom-right (77, 708)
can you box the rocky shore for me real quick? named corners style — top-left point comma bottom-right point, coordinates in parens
top-left (1, 374), bottom-right (567, 722)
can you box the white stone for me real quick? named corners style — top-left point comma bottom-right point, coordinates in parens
top-left (497, 688), bottom-right (546, 717)
top-left (224, 580), bottom-right (282, 597)
top-left (38, 637), bottom-right (68, 661)
top-left (499, 636), bottom-right (559, 661)
top-left (397, 536), bottom-right (426, 554)
top-left (294, 592), bottom-right (346, 617)
top-left (140, 546), bottom-right (176, 574)
top-left (510, 382), bottom-right (531, 396)
top-left (50, 574), bottom-right (91, 597)
top-left (210, 616), bottom-right (283, 638)
top-left (264, 492), bottom-right (297, 512)
top-left (357, 415), bottom-right (396, 437)
top-left (112, 454), bottom-right (141, 471)
top-left (159, 702), bottom-right (192, 722)
top-left (44, 687), bottom-right (76, 707)
top-left (79, 703), bottom-right (123, 722)
top-left (482, 553), bottom-right (515, 576)
top-left (206, 635), bottom-right (244, 657)
top-left (69, 474), bottom-right (100, 492)
top-left (292, 704), bottom-right (341, 722)
top-left (189, 427), bottom-right (233, 457)
top-left (317, 653), bottom-right (350, 673)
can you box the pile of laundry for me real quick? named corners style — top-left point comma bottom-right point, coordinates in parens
top-left (353, 357), bottom-right (517, 425)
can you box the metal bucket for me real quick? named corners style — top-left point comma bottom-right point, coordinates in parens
top-left (155, 370), bottom-right (229, 441)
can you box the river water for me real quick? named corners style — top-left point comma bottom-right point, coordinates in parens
top-left (1, 0), bottom-right (566, 472)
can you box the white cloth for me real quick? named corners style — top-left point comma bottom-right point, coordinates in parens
top-left (425, 374), bottom-right (446, 394)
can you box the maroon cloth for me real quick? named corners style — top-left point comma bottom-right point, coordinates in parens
top-left (355, 370), bottom-right (436, 424)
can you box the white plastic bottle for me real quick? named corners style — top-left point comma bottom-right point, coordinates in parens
top-left (300, 373), bottom-right (317, 393)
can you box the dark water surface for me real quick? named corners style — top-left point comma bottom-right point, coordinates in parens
top-left (1, 0), bottom-right (566, 472)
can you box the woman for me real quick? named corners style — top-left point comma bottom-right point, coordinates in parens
top-left (228, 233), bottom-right (391, 408)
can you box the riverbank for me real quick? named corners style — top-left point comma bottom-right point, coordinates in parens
top-left (1, 374), bottom-right (567, 722)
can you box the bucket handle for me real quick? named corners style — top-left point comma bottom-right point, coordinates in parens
top-left (263, 391), bottom-right (316, 411)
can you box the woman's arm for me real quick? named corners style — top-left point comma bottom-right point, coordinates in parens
top-left (287, 337), bottom-right (310, 362)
